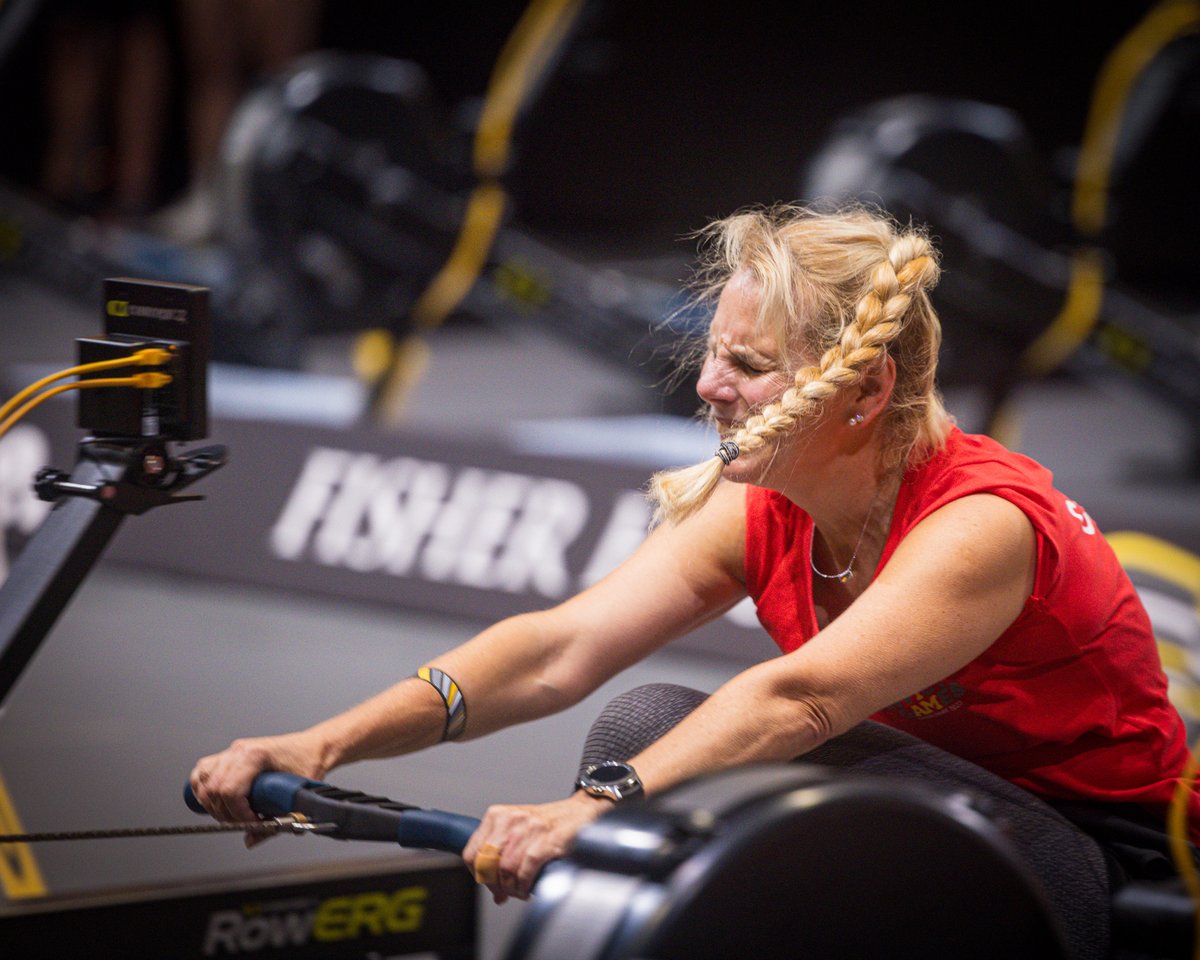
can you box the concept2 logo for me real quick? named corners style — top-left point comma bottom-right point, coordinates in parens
top-left (106, 298), bottom-right (188, 322)
top-left (202, 886), bottom-right (427, 955)
top-left (0, 424), bottom-right (53, 585)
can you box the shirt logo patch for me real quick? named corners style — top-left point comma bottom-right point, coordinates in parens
top-left (887, 682), bottom-right (967, 721)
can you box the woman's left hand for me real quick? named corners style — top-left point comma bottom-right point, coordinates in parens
top-left (462, 792), bottom-right (609, 902)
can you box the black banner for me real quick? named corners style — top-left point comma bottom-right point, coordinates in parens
top-left (0, 854), bottom-right (476, 959)
top-left (0, 400), bottom-right (776, 664)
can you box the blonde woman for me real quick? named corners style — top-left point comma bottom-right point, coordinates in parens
top-left (193, 204), bottom-right (1190, 960)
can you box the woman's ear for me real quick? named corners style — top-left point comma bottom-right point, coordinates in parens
top-left (853, 354), bottom-right (897, 424)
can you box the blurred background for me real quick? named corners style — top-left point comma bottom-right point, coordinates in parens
top-left (0, 1), bottom-right (1198, 958)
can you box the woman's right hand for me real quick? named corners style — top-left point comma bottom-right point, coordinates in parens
top-left (189, 732), bottom-right (327, 834)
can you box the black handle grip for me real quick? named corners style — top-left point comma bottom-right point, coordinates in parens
top-left (184, 771), bottom-right (481, 854)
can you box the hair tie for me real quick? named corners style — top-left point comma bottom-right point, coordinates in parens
top-left (716, 441), bottom-right (740, 465)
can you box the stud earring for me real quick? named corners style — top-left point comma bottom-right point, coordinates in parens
top-left (849, 413), bottom-right (865, 426)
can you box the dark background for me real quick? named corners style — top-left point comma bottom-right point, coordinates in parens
top-left (4, 0), bottom-right (1194, 435)
top-left (0, 10), bottom-right (1197, 958)
top-left (0, 1), bottom-right (1163, 248)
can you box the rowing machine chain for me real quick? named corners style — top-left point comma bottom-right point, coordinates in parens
top-left (0, 786), bottom-right (423, 845)
top-left (0, 814), bottom-right (337, 844)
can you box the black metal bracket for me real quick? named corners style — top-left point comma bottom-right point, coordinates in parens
top-left (32, 440), bottom-right (226, 516)
top-left (0, 437), bottom-right (227, 709)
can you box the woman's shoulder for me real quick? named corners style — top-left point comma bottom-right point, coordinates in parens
top-left (907, 428), bottom-right (1057, 500)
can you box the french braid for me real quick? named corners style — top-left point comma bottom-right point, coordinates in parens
top-left (648, 207), bottom-right (945, 525)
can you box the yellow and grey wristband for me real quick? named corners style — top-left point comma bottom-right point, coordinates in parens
top-left (415, 667), bottom-right (467, 741)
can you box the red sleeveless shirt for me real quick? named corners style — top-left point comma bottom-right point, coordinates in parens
top-left (744, 428), bottom-right (1189, 817)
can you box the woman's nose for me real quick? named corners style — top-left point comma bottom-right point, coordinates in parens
top-left (696, 355), bottom-right (736, 406)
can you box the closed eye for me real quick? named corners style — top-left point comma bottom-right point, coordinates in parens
top-left (708, 340), bottom-right (778, 376)
top-left (731, 351), bottom-right (776, 375)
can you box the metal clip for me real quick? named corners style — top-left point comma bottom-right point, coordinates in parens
top-left (265, 815), bottom-right (339, 836)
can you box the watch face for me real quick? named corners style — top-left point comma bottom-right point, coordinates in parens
top-left (579, 762), bottom-right (643, 802)
top-left (588, 762), bottom-right (633, 784)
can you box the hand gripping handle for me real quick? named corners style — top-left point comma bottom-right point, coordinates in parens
top-left (185, 771), bottom-right (480, 855)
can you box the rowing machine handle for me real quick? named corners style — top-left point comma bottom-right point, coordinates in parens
top-left (184, 771), bottom-right (481, 854)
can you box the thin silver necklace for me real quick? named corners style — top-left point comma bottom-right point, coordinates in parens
top-left (810, 489), bottom-right (883, 584)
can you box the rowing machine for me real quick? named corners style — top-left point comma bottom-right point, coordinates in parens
top-left (186, 766), bottom-right (1145, 960)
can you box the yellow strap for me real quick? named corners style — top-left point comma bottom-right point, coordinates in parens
top-left (360, 0), bottom-right (585, 420)
top-left (474, 0), bottom-right (586, 178)
top-left (1017, 0), bottom-right (1200, 382)
top-left (1017, 246), bottom-right (1105, 378)
top-left (406, 0), bottom-right (587, 328)
top-left (1073, 0), bottom-right (1200, 235)
top-left (411, 181), bottom-right (508, 328)
top-left (367, 334), bottom-right (432, 428)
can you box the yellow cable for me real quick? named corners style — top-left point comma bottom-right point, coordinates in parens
top-left (1073, 0), bottom-right (1200, 235)
top-left (1168, 738), bottom-right (1200, 959)
top-left (1012, 0), bottom-right (1200, 396)
top-left (0, 347), bottom-right (172, 424)
top-left (410, 181), bottom-right (508, 328)
top-left (408, 0), bottom-right (583, 327)
top-left (369, 334), bottom-right (432, 428)
top-left (362, 0), bottom-right (585, 422)
top-left (1017, 246), bottom-right (1106, 378)
top-left (0, 373), bottom-right (172, 441)
top-left (474, 0), bottom-right (586, 179)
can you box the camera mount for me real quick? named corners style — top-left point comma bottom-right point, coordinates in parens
top-left (0, 279), bottom-right (224, 710)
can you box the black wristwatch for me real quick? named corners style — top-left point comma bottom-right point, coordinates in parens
top-left (575, 760), bottom-right (644, 802)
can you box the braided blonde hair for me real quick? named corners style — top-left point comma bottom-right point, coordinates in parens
top-left (649, 203), bottom-right (951, 524)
